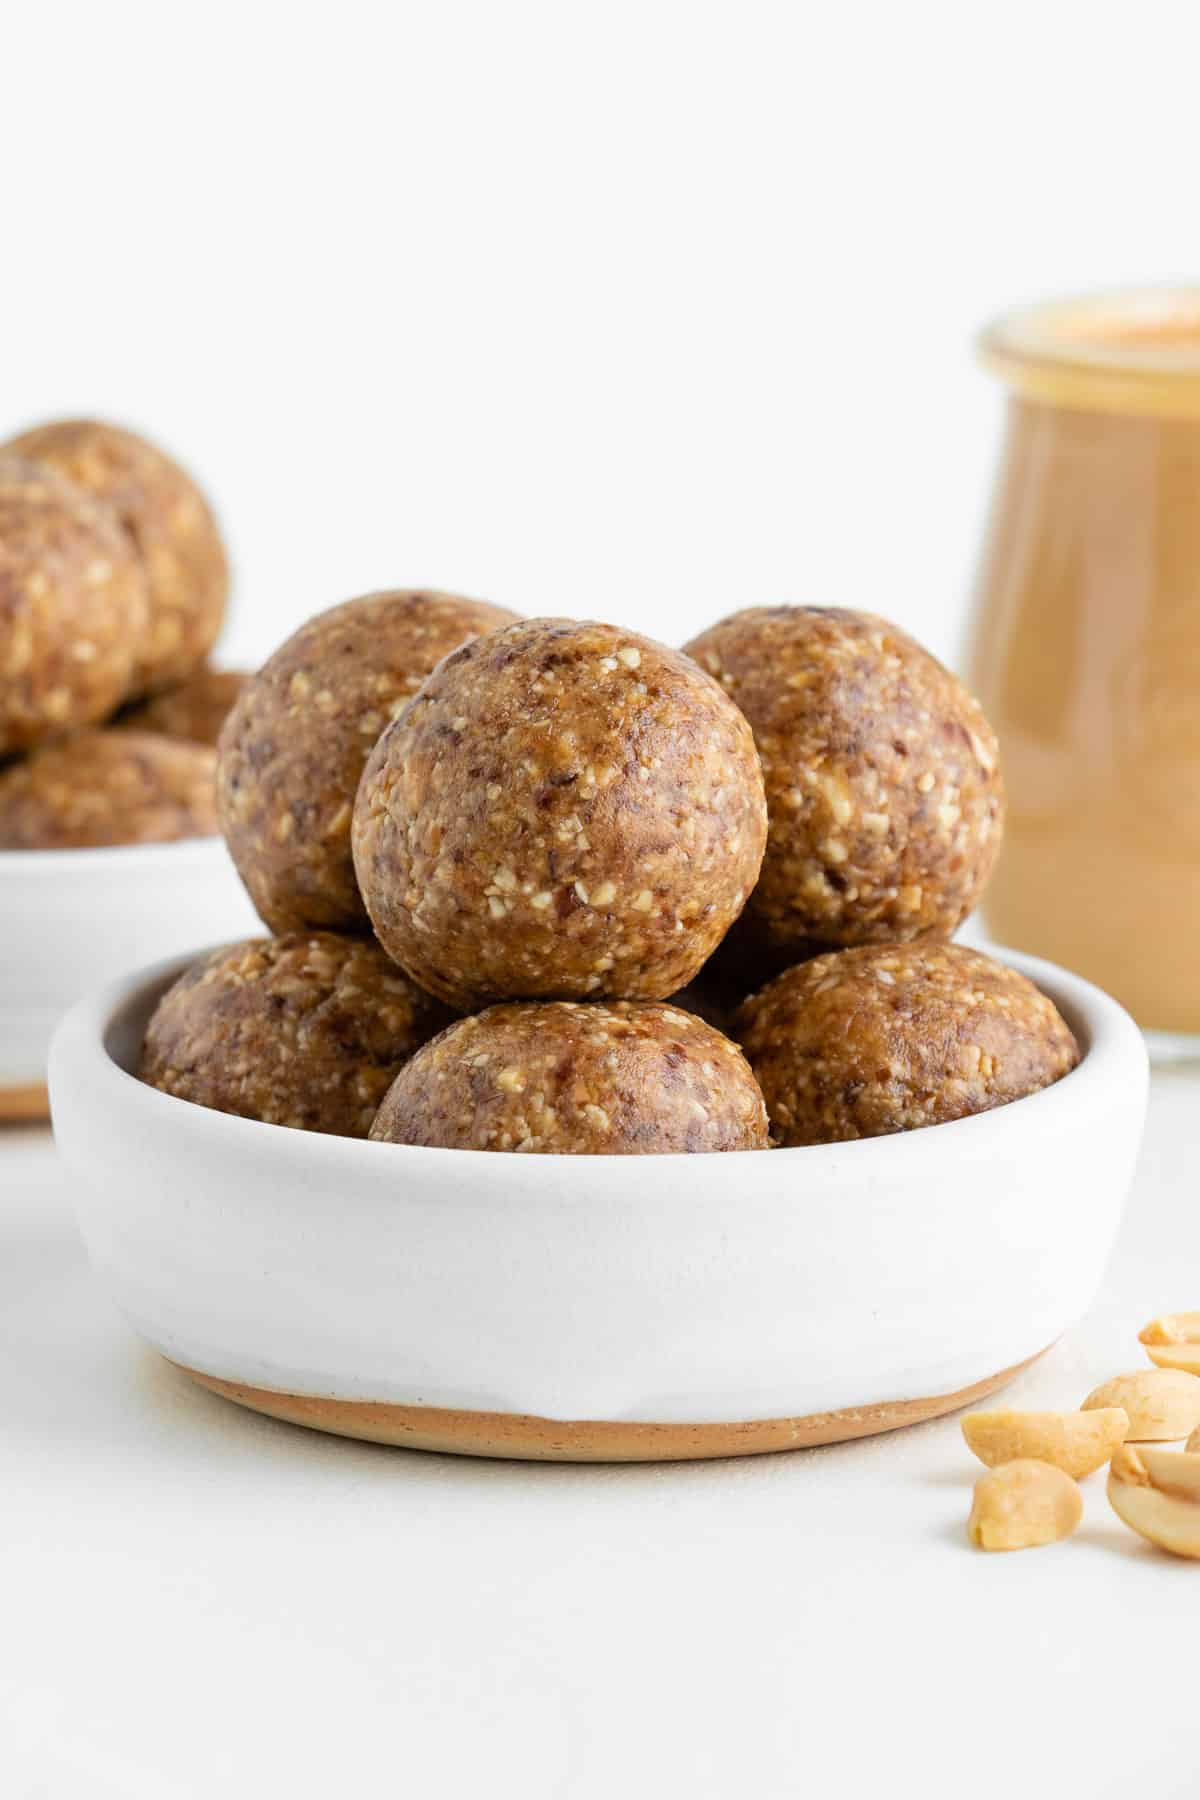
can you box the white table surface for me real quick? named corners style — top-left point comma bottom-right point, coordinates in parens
top-left (3, 1072), bottom-right (1199, 1800)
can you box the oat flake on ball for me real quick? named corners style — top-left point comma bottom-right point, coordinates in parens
top-left (684, 606), bottom-right (1004, 963)
top-left (218, 589), bottom-right (518, 935)
top-left (352, 618), bottom-right (768, 1008)
top-left (139, 933), bottom-right (454, 1138)
top-left (370, 1001), bottom-right (770, 1154)
top-left (737, 942), bottom-right (1079, 1146)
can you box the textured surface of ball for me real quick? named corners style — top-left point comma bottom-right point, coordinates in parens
top-left (353, 618), bottom-right (767, 1008)
top-left (684, 606), bottom-right (1004, 962)
top-left (737, 942), bottom-right (1079, 1146)
top-left (6, 418), bottom-right (228, 692)
top-left (0, 728), bottom-right (217, 847)
top-left (370, 1000), bottom-right (770, 1153)
top-left (218, 589), bottom-right (517, 934)
top-left (0, 456), bottom-right (149, 754)
top-left (139, 933), bottom-right (452, 1136)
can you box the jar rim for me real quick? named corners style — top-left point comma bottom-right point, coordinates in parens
top-left (980, 287), bottom-right (1200, 416)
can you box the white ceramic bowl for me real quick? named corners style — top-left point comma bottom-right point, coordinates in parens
top-left (0, 839), bottom-right (260, 1117)
top-left (49, 946), bottom-right (1149, 1462)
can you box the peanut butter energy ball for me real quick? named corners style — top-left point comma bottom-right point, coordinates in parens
top-left (117, 666), bottom-right (248, 747)
top-left (737, 942), bottom-right (1079, 1146)
top-left (218, 590), bottom-right (517, 935)
top-left (684, 607), bottom-right (1004, 962)
top-left (0, 456), bottom-right (149, 754)
top-left (353, 618), bottom-right (768, 1008)
top-left (140, 933), bottom-right (453, 1137)
top-left (0, 729), bottom-right (218, 848)
top-left (4, 419), bottom-right (228, 693)
top-left (371, 1001), bottom-right (770, 1153)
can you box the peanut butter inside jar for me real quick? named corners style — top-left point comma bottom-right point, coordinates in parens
top-left (969, 290), bottom-right (1200, 1049)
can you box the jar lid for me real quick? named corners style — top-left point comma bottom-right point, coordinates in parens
top-left (980, 288), bottom-right (1200, 417)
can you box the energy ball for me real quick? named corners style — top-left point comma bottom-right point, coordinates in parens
top-left (371, 1001), bottom-right (770, 1154)
top-left (0, 456), bottom-right (150, 755)
top-left (353, 618), bottom-right (768, 1008)
top-left (0, 729), bottom-right (218, 848)
top-left (684, 607), bottom-right (1004, 962)
top-left (116, 666), bottom-right (248, 747)
top-left (5, 419), bottom-right (228, 693)
top-left (139, 933), bottom-right (453, 1137)
top-left (218, 589), bottom-right (517, 935)
top-left (737, 941), bottom-right (1079, 1146)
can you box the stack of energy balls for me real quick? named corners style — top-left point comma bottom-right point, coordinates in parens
top-left (140, 595), bottom-right (1079, 1152)
top-left (0, 419), bottom-right (243, 848)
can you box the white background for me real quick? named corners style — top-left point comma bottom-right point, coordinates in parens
top-left (7, 5), bottom-right (1200, 1797)
top-left (7, 0), bottom-right (1200, 676)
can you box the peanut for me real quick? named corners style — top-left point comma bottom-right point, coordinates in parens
top-left (1081, 1370), bottom-right (1200, 1442)
top-left (961, 1408), bottom-right (1128, 1480)
top-left (1139, 1312), bottom-right (1200, 1377)
top-left (1139, 1310), bottom-right (1200, 1345)
top-left (1107, 1444), bottom-right (1200, 1559)
top-left (967, 1459), bottom-right (1083, 1552)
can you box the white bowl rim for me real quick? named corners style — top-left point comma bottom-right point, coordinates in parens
top-left (50, 940), bottom-right (1148, 1170)
top-left (0, 833), bottom-right (226, 876)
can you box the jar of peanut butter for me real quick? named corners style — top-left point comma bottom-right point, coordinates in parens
top-left (968, 289), bottom-right (1200, 1057)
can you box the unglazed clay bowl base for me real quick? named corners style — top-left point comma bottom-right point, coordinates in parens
top-left (0, 839), bottom-right (260, 1098)
top-left (0, 1082), bottom-right (50, 1123)
top-left (49, 946), bottom-right (1149, 1464)
top-left (174, 1351), bottom-right (1048, 1462)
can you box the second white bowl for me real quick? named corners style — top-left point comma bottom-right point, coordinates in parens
top-left (0, 838), bottom-right (260, 1116)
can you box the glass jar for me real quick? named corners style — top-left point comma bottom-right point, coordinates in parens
top-left (968, 289), bottom-right (1200, 1057)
